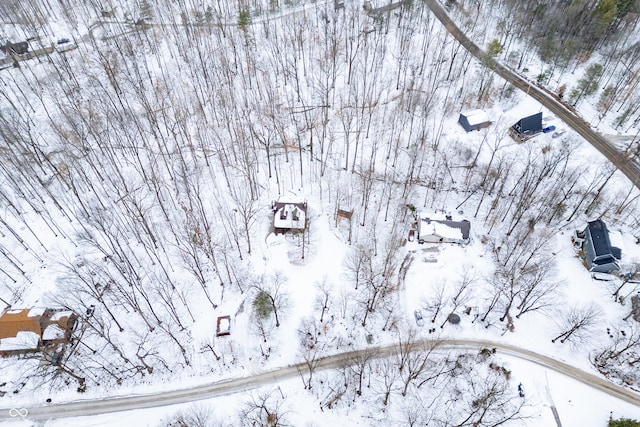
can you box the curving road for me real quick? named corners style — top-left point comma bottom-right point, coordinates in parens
top-left (0, 338), bottom-right (638, 422)
top-left (86, 0), bottom-right (333, 42)
top-left (423, 0), bottom-right (640, 189)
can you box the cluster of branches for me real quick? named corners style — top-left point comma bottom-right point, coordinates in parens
top-left (593, 322), bottom-right (640, 385)
top-left (480, 227), bottom-right (559, 326)
top-left (317, 328), bottom-right (526, 426)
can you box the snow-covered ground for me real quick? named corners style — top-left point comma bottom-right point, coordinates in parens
top-left (1, 0), bottom-right (640, 426)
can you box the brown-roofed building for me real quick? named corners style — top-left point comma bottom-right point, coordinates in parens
top-left (0, 308), bottom-right (77, 353)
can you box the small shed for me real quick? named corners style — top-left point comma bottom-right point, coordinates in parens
top-left (458, 110), bottom-right (491, 132)
top-left (216, 315), bottom-right (231, 337)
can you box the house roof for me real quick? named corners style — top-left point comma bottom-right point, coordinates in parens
top-left (0, 308), bottom-right (76, 344)
top-left (583, 219), bottom-right (621, 272)
top-left (512, 112), bottom-right (542, 133)
top-left (273, 197), bottom-right (307, 231)
top-left (0, 41), bottom-right (28, 55)
top-left (0, 308), bottom-right (43, 340)
top-left (586, 219), bottom-right (614, 257)
top-left (460, 109), bottom-right (490, 126)
top-left (418, 212), bottom-right (470, 241)
top-left (274, 204), bottom-right (306, 230)
top-left (428, 221), bottom-right (466, 240)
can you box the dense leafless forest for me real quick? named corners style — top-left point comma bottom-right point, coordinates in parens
top-left (1, 0), bottom-right (640, 424)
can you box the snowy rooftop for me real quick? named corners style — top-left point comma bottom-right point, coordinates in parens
top-left (28, 307), bottom-right (46, 317)
top-left (461, 109), bottom-right (490, 125)
top-left (425, 220), bottom-right (466, 240)
top-left (50, 310), bottom-right (74, 321)
top-left (276, 196), bottom-right (306, 205)
top-left (418, 211), bottom-right (471, 241)
top-left (273, 198), bottom-right (307, 231)
top-left (42, 324), bottom-right (66, 341)
top-left (0, 331), bottom-right (40, 352)
top-left (274, 204), bottom-right (306, 230)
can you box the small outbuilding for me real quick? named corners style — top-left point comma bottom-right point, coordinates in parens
top-left (509, 112), bottom-right (543, 141)
top-left (458, 110), bottom-right (491, 132)
top-left (216, 315), bottom-right (231, 337)
top-left (417, 211), bottom-right (470, 245)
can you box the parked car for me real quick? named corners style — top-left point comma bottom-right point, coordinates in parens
top-left (414, 309), bottom-right (424, 327)
top-left (543, 125), bottom-right (556, 133)
top-left (552, 130), bottom-right (566, 138)
top-left (55, 37), bottom-right (77, 53)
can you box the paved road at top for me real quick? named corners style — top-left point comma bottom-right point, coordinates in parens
top-left (423, 0), bottom-right (640, 189)
top-left (0, 338), bottom-right (638, 422)
top-left (86, 0), bottom-right (333, 42)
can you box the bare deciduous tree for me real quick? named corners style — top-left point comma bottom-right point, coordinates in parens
top-left (593, 323), bottom-right (640, 373)
top-left (394, 325), bottom-right (441, 396)
top-left (253, 273), bottom-right (290, 328)
top-left (297, 316), bottom-right (326, 390)
top-left (314, 279), bottom-right (332, 323)
top-left (372, 357), bottom-right (398, 406)
top-left (240, 389), bottom-right (289, 427)
top-left (552, 303), bottom-right (602, 345)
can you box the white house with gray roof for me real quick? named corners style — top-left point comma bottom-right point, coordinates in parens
top-left (417, 211), bottom-right (470, 245)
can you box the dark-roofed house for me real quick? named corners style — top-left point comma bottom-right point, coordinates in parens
top-left (417, 211), bottom-right (470, 245)
top-left (272, 196), bottom-right (308, 234)
top-left (509, 112), bottom-right (543, 141)
top-left (458, 109), bottom-right (491, 132)
top-left (581, 219), bottom-right (621, 273)
top-left (0, 41), bottom-right (29, 55)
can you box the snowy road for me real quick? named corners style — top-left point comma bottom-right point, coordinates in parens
top-left (1, 338), bottom-right (638, 422)
top-left (85, 1), bottom-right (332, 42)
top-left (423, 0), bottom-right (640, 189)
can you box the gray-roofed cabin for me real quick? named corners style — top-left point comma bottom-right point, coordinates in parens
top-left (582, 219), bottom-right (621, 273)
top-left (417, 212), bottom-right (470, 245)
top-left (509, 112), bottom-right (542, 141)
top-left (458, 110), bottom-right (491, 132)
